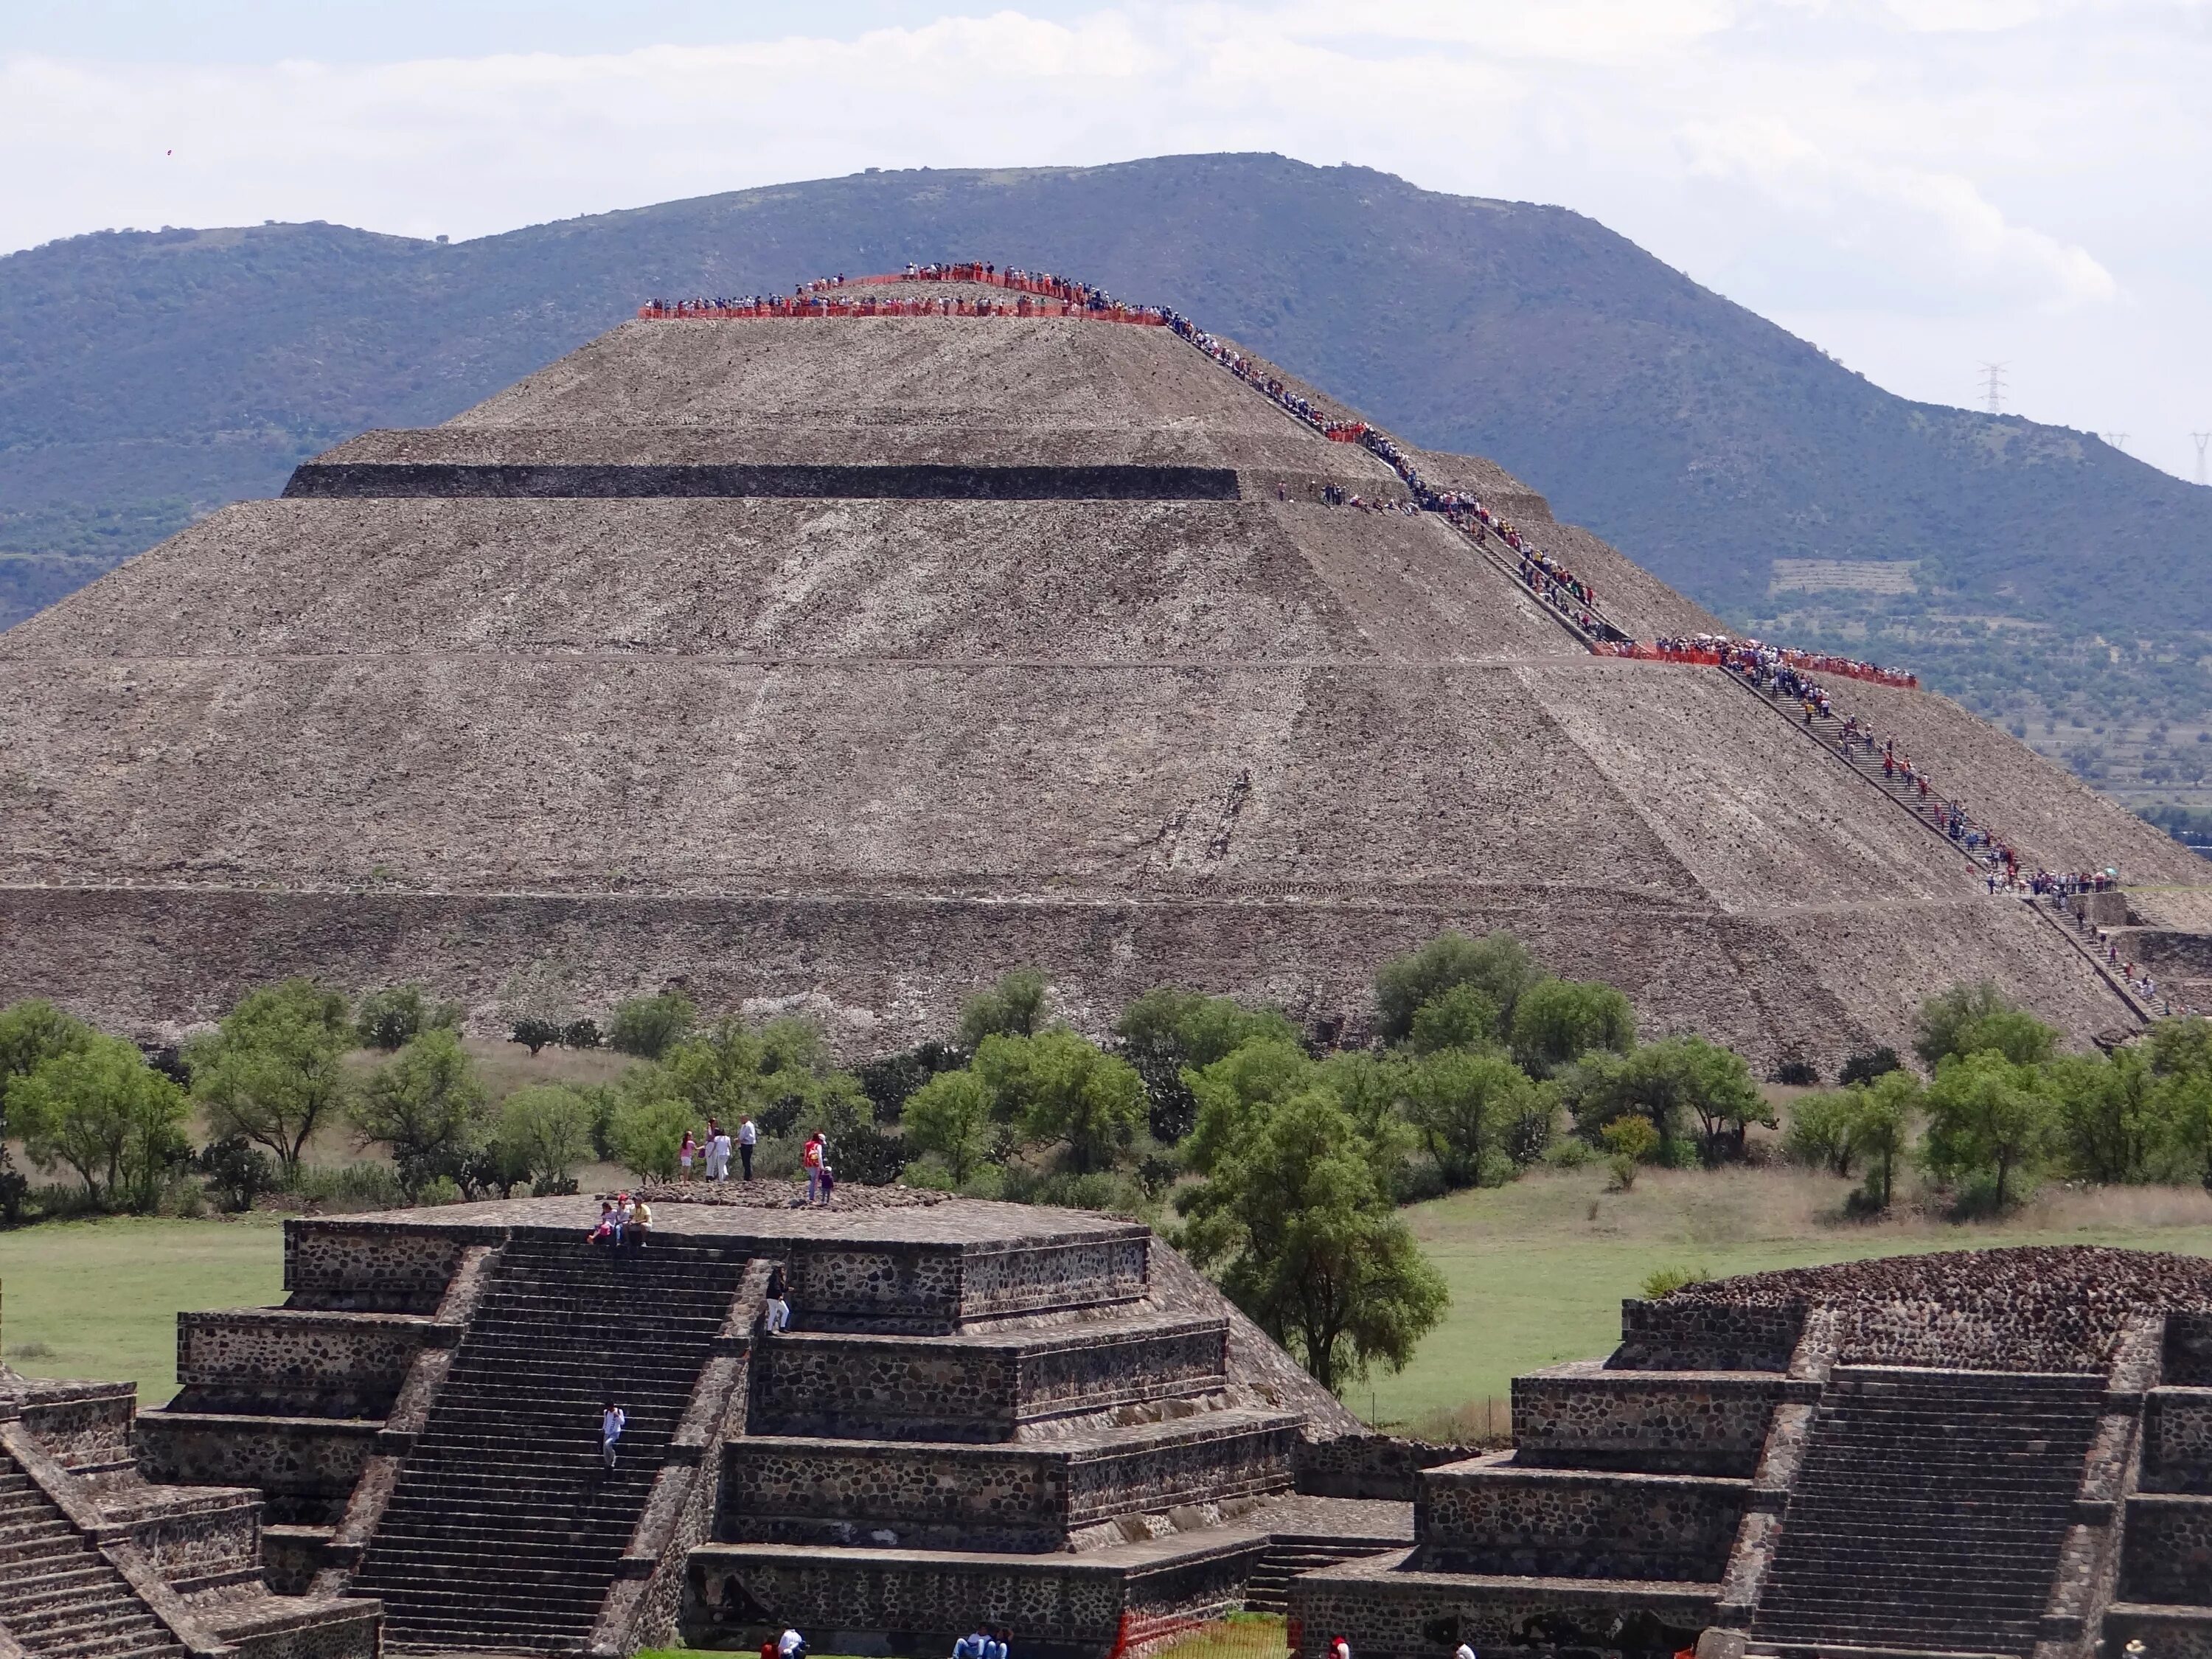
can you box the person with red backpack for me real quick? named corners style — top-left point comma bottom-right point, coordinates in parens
top-left (802, 1132), bottom-right (826, 1204)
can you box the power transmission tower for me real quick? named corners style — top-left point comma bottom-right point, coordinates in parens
top-left (1977, 362), bottom-right (2008, 414)
top-left (2104, 433), bottom-right (2130, 453)
top-left (2194, 432), bottom-right (2211, 486)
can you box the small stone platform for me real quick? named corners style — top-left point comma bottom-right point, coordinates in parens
top-left (1289, 1247), bottom-right (2212, 1659)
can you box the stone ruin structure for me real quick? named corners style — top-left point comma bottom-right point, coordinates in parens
top-left (14, 1197), bottom-right (2212, 1659)
top-left (123, 1192), bottom-right (1409, 1658)
top-left (3, 274), bottom-right (2207, 1067)
top-left (0, 1362), bottom-right (375, 1659)
top-left (1290, 1245), bottom-right (2212, 1659)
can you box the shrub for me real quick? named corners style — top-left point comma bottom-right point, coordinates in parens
top-left (1838, 1046), bottom-right (1902, 1088)
top-left (1508, 979), bottom-right (1636, 1078)
top-left (956, 970), bottom-right (1051, 1050)
top-left (608, 1094), bottom-right (695, 1180)
top-left (1600, 1115), bottom-right (1659, 1191)
top-left (1640, 1264), bottom-right (1711, 1299)
top-left (608, 991), bottom-right (698, 1060)
top-left (195, 1135), bottom-right (275, 1212)
top-left (562, 1018), bottom-right (603, 1051)
top-left (509, 1019), bottom-right (563, 1057)
top-left (355, 985), bottom-right (462, 1051)
top-left (1374, 931), bottom-right (1537, 1043)
top-left (856, 1040), bottom-right (966, 1124)
top-left (1770, 1051), bottom-right (1820, 1088)
top-left (1408, 984), bottom-right (1503, 1055)
top-left (492, 1085), bottom-right (595, 1192)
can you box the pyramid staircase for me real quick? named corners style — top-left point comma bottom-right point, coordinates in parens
top-left (0, 1450), bottom-right (183, 1659)
top-left (347, 1234), bottom-right (751, 1653)
top-left (1748, 1368), bottom-right (2106, 1657)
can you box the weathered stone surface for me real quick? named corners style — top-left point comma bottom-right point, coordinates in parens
top-left (2, 298), bottom-right (2188, 1067)
top-left (1512, 1363), bottom-right (1784, 1477)
top-left (1417, 1456), bottom-right (1747, 1582)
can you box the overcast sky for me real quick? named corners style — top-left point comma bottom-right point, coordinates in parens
top-left (4, 0), bottom-right (2208, 484)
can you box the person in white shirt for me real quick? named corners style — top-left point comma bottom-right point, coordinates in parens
top-left (1455, 1644), bottom-right (1476, 1659)
top-left (712, 1127), bottom-right (734, 1183)
top-left (600, 1401), bottom-right (625, 1471)
top-left (737, 1116), bottom-right (757, 1181)
top-left (779, 1630), bottom-right (807, 1659)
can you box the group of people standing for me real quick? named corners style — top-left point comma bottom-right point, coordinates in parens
top-left (679, 1118), bottom-right (757, 1183)
top-left (672, 1119), bottom-right (838, 1205)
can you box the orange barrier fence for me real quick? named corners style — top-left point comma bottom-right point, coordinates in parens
top-left (1596, 643), bottom-right (1725, 665)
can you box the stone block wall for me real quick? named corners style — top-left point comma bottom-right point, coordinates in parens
top-left (1288, 1551), bottom-right (1717, 1659)
top-left (136, 1414), bottom-right (379, 1526)
top-left (2168, 1312), bottom-right (2212, 1386)
top-left (2121, 1493), bottom-right (2212, 1604)
top-left (753, 1318), bottom-right (1227, 1442)
top-left (1512, 1361), bottom-right (1785, 1477)
top-left (1417, 1455), bottom-right (1747, 1582)
top-left (1292, 1434), bottom-right (1467, 1503)
top-left (958, 1233), bottom-right (1150, 1322)
top-left (17, 1381), bottom-right (136, 1470)
top-left (2105, 1606), bottom-right (2212, 1659)
top-left (722, 1416), bottom-right (1295, 1551)
top-left (2143, 1385), bottom-right (2212, 1492)
top-left (1062, 1416), bottom-right (1298, 1526)
top-left (722, 1438), bottom-right (1060, 1550)
top-left (1612, 1300), bottom-right (1804, 1373)
top-left (686, 1534), bottom-right (1270, 1659)
top-left (283, 1222), bottom-right (469, 1313)
top-left (176, 1310), bottom-right (435, 1416)
top-left (122, 1490), bottom-right (263, 1579)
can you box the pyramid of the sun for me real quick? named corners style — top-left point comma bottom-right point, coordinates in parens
top-left (1, 277), bottom-right (2203, 1062)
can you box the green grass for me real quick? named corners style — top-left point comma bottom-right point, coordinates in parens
top-left (16, 1163), bottom-right (2212, 1428)
top-left (0, 1214), bottom-right (285, 1403)
top-left (1364, 1164), bottom-right (2212, 1431)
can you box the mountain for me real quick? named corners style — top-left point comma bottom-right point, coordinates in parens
top-left (4, 153), bottom-right (2208, 794)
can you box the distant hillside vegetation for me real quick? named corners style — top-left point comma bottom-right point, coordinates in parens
top-left (4, 153), bottom-right (2209, 801)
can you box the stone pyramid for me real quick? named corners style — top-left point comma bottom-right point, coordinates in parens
top-left (1, 272), bottom-right (2202, 1063)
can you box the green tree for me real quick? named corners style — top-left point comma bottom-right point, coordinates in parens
top-left (902, 1070), bottom-right (1001, 1186)
top-left (187, 978), bottom-right (355, 1178)
top-left (1913, 981), bottom-right (2033, 1069)
top-left (1848, 1069), bottom-right (1920, 1210)
top-left (658, 1015), bottom-right (868, 1141)
top-left (1407, 984), bottom-right (1502, 1055)
top-left (2048, 1048), bottom-right (2160, 1183)
top-left (492, 1085), bottom-right (595, 1192)
top-left (1398, 1049), bottom-right (1537, 1189)
top-left (355, 984), bottom-right (461, 1051)
top-left (973, 1030), bottom-right (1147, 1175)
top-left (1952, 1009), bottom-right (2059, 1068)
top-left (1921, 1050), bottom-right (2060, 1209)
top-left (7, 1035), bottom-right (189, 1211)
top-left (1565, 1037), bottom-right (1771, 1164)
top-left (956, 969), bottom-right (1051, 1051)
top-left (0, 999), bottom-right (94, 1086)
top-left (1374, 931), bottom-right (1537, 1043)
top-left (1783, 1089), bottom-right (1860, 1177)
top-left (1117, 987), bottom-right (1300, 1142)
top-left (1508, 978), bottom-right (1637, 1077)
top-left (1177, 1087), bottom-right (1447, 1393)
top-left (608, 990), bottom-right (698, 1060)
top-left (1184, 1039), bottom-right (1319, 1175)
top-left (608, 1092), bottom-right (696, 1181)
top-left (1600, 1113), bottom-right (1660, 1189)
top-left (349, 1029), bottom-right (491, 1197)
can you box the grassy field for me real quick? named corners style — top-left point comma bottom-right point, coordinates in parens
top-left (1367, 1165), bottom-right (2212, 1433)
top-left (0, 1214), bottom-right (286, 1402)
top-left (15, 1165), bottom-right (2212, 1423)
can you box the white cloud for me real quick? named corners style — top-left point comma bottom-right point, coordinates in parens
top-left (1, 0), bottom-right (2207, 478)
